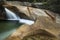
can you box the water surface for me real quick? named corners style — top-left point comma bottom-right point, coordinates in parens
top-left (0, 20), bottom-right (23, 40)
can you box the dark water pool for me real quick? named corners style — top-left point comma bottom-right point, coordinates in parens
top-left (0, 20), bottom-right (23, 40)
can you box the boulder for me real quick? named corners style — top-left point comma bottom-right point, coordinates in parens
top-left (5, 17), bottom-right (60, 40)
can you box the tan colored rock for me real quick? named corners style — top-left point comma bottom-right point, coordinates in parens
top-left (2, 2), bottom-right (59, 40)
top-left (5, 16), bottom-right (60, 40)
top-left (4, 2), bottom-right (56, 21)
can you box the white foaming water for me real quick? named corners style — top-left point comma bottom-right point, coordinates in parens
top-left (5, 8), bottom-right (34, 25)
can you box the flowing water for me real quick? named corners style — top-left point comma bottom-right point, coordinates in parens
top-left (0, 8), bottom-right (34, 40)
top-left (5, 8), bottom-right (34, 25)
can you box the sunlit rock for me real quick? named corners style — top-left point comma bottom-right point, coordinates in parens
top-left (5, 17), bottom-right (60, 40)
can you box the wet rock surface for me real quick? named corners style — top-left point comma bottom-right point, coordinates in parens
top-left (5, 17), bottom-right (60, 40)
top-left (0, 1), bottom-right (60, 40)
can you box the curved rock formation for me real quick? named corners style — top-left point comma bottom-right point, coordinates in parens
top-left (5, 17), bottom-right (60, 40)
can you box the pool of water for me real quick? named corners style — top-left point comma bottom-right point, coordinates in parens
top-left (0, 20), bottom-right (23, 40)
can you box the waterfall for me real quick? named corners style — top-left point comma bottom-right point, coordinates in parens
top-left (5, 8), bottom-right (34, 25)
top-left (5, 8), bottom-right (18, 20)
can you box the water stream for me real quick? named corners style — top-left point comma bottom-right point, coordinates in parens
top-left (0, 8), bottom-right (34, 40)
top-left (5, 8), bottom-right (34, 25)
